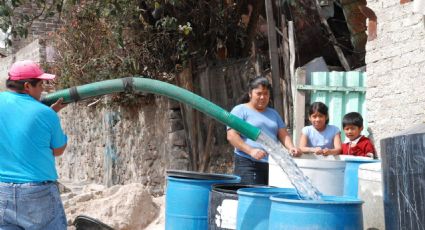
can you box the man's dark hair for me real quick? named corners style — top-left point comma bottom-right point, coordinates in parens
top-left (342, 112), bottom-right (363, 128)
top-left (6, 79), bottom-right (41, 92)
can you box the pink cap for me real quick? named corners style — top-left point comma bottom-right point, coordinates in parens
top-left (8, 60), bottom-right (55, 81)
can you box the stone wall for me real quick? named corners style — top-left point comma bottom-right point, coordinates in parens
top-left (365, 0), bottom-right (425, 152)
top-left (57, 96), bottom-right (190, 196)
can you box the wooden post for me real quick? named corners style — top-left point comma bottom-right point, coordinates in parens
top-left (281, 16), bottom-right (292, 128)
top-left (265, 0), bottom-right (284, 117)
top-left (288, 21), bottom-right (296, 106)
top-left (294, 67), bottom-right (306, 146)
top-left (200, 121), bottom-right (214, 172)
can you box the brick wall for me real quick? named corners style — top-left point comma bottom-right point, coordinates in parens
top-left (0, 1), bottom-right (60, 84)
top-left (9, 2), bottom-right (61, 53)
top-left (0, 39), bottom-right (43, 91)
top-left (365, 0), bottom-right (425, 152)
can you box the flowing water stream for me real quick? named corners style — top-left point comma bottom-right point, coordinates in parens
top-left (257, 132), bottom-right (322, 200)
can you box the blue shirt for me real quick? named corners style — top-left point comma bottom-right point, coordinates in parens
top-left (0, 92), bottom-right (67, 183)
top-left (229, 104), bottom-right (285, 162)
top-left (302, 125), bottom-right (340, 149)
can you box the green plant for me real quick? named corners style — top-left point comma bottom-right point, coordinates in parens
top-left (3, 0), bottom-right (250, 91)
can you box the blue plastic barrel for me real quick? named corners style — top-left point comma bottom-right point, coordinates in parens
top-left (236, 187), bottom-right (297, 230)
top-left (269, 194), bottom-right (364, 230)
top-left (165, 170), bottom-right (240, 230)
top-left (343, 158), bottom-right (380, 197)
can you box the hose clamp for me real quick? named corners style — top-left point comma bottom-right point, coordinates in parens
top-left (69, 86), bottom-right (81, 102)
top-left (122, 77), bottom-right (134, 93)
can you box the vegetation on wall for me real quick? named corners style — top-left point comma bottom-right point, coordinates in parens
top-left (1, 0), bottom-right (254, 88)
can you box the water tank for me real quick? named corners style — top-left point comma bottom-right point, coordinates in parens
top-left (358, 162), bottom-right (385, 230)
top-left (380, 124), bottom-right (425, 230)
top-left (269, 157), bottom-right (346, 195)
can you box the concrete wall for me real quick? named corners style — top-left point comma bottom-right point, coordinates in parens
top-left (365, 0), bottom-right (425, 152)
top-left (0, 56), bottom-right (13, 91)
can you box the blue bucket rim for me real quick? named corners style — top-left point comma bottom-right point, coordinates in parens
top-left (237, 187), bottom-right (297, 197)
top-left (344, 158), bottom-right (380, 163)
top-left (270, 194), bottom-right (364, 205)
top-left (166, 170), bottom-right (240, 183)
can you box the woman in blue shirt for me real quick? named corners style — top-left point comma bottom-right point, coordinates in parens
top-left (227, 76), bottom-right (300, 185)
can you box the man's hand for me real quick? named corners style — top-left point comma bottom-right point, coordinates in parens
top-left (51, 98), bottom-right (67, 113)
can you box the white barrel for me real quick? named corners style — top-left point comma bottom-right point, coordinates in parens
top-left (358, 162), bottom-right (385, 230)
top-left (269, 155), bottom-right (346, 196)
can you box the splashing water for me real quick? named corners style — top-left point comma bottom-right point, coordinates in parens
top-left (257, 132), bottom-right (322, 200)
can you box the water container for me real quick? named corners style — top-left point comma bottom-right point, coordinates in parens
top-left (343, 156), bottom-right (380, 197)
top-left (381, 124), bottom-right (425, 230)
top-left (358, 162), bottom-right (385, 230)
top-left (269, 194), bottom-right (364, 230)
top-left (208, 184), bottom-right (264, 230)
top-left (269, 157), bottom-right (346, 195)
top-left (236, 187), bottom-right (296, 230)
top-left (165, 170), bottom-right (240, 230)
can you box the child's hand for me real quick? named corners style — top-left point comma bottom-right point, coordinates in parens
top-left (312, 147), bottom-right (323, 155)
top-left (289, 147), bottom-right (302, 157)
top-left (322, 148), bottom-right (330, 156)
top-left (366, 152), bottom-right (375, 158)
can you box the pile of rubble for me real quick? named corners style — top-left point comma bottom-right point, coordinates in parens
top-left (60, 181), bottom-right (165, 230)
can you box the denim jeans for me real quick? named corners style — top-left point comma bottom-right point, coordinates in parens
top-left (0, 181), bottom-right (67, 230)
top-left (233, 154), bottom-right (269, 185)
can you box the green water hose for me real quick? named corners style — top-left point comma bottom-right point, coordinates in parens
top-left (41, 77), bottom-right (261, 141)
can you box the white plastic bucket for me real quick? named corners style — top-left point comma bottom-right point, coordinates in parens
top-left (269, 156), bottom-right (346, 196)
top-left (358, 162), bottom-right (385, 230)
